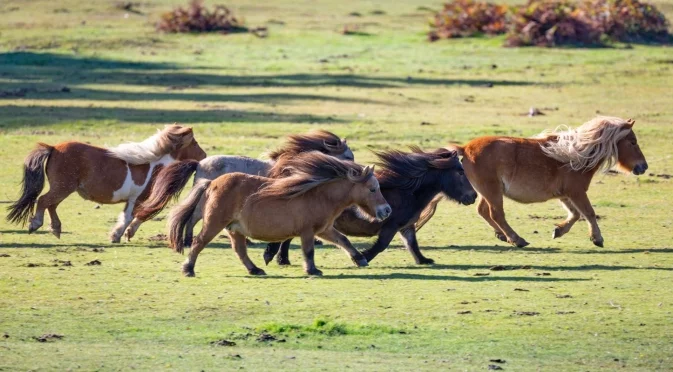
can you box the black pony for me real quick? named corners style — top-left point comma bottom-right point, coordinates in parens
top-left (263, 146), bottom-right (477, 265)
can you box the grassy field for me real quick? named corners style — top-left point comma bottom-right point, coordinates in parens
top-left (1, 0), bottom-right (673, 370)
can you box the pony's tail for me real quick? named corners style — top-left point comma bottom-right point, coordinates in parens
top-left (168, 179), bottom-right (211, 254)
top-left (6, 143), bottom-right (53, 226)
top-left (135, 160), bottom-right (200, 221)
top-left (415, 195), bottom-right (443, 232)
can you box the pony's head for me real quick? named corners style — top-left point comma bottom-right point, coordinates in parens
top-left (615, 119), bottom-right (648, 175)
top-left (165, 125), bottom-right (207, 162)
top-left (348, 166), bottom-right (392, 222)
top-left (540, 116), bottom-right (648, 174)
top-left (267, 130), bottom-right (354, 161)
top-left (375, 147), bottom-right (477, 206)
top-left (257, 151), bottom-right (390, 221)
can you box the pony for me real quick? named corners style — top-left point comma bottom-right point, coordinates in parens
top-left (130, 130), bottom-right (353, 244)
top-left (264, 147), bottom-right (477, 266)
top-left (6, 125), bottom-right (206, 242)
top-left (154, 151), bottom-right (391, 277)
top-left (443, 116), bottom-right (647, 248)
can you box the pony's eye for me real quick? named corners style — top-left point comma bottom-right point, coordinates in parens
top-left (458, 170), bottom-right (465, 176)
top-left (369, 188), bottom-right (376, 193)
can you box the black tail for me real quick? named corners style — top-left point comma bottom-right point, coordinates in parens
top-left (168, 179), bottom-right (211, 254)
top-left (135, 160), bottom-right (200, 221)
top-left (6, 143), bottom-right (53, 226)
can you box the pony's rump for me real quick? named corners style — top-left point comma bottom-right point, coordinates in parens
top-left (136, 159), bottom-right (200, 221)
top-left (168, 179), bottom-right (210, 254)
top-left (6, 143), bottom-right (53, 226)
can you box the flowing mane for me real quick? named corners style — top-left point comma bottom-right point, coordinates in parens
top-left (266, 130), bottom-right (349, 161)
top-left (252, 152), bottom-right (372, 202)
top-left (107, 125), bottom-right (193, 165)
top-left (538, 116), bottom-right (633, 172)
top-left (375, 146), bottom-right (460, 192)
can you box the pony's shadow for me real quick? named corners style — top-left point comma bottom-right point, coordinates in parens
top-left (230, 272), bottom-right (590, 282)
top-left (0, 242), bottom-right (106, 249)
top-left (1, 229), bottom-right (71, 235)
top-left (383, 263), bottom-right (673, 272)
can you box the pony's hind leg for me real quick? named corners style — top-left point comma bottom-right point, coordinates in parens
top-left (277, 239), bottom-right (292, 265)
top-left (318, 227), bottom-right (368, 267)
top-left (567, 193), bottom-right (604, 247)
top-left (399, 227), bottom-right (434, 264)
top-left (124, 217), bottom-right (142, 242)
top-left (30, 183), bottom-right (75, 236)
top-left (230, 231), bottom-right (265, 275)
top-left (553, 198), bottom-right (580, 239)
top-left (476, 197), bottom-right (507, 242)
top-left (183, 198), bottom-right (204, 247)
top-left (300, 233), bottom-right (322, 276)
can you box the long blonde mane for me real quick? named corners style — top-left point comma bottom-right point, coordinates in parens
top-left (538, 116), bottom-right (632, 172)
top-left (107, 125), bottom-right (192, 165)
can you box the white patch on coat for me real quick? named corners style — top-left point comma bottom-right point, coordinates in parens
top-left (112, 154), bottom-right (174, 202)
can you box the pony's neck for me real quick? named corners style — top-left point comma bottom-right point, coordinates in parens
top-left (413, 172), bottom-right (444, 207)
top-left (319, 179), bottom-right (357, 213)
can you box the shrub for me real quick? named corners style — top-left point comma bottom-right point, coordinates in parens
top-left (600, 0), bottom-right (670, 42)
top-left (428, 0), bottom-right (510, 41)
top-left (504, 1), bottom-right (604, 47)
top-left (157, 0), bottom-right (248, 34)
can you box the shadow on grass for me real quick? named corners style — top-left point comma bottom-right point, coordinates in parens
top-left (0, 105), bottom-right (345, 129)
top-left (231, 272), bottom-right (590, 281)
top-left (383, 263), bottom-right (673, 271)
top-left (0, 242), bottom-right (107, 248)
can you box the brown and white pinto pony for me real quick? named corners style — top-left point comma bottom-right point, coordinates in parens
top-left (156, 151), bottom-right (391, 277)
top-left (443, 116), bottom-right (647, 248)
top-left (6, 125), bottom-right (206, 242)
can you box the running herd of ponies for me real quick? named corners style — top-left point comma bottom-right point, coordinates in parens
top-left (6, 116), bottom-right (649, 277)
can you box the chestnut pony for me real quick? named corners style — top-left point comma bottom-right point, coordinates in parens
top-left (158, 152), bottom-right (391, 277)
top-left (6, 125), bottom-right (206, 242)
top-left (131, 130), bottom-right (353, 243)
top-left (442, 116), bottom-right (647, 248)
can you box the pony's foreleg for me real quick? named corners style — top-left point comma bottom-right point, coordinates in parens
top-left (553, 198), bottom-right (581, 239)
top-left (360, 225), bottom-right (396, 264)
top-left (482, 192), bottom-right (529, 248)
top-left (568, 193), bottom-right (604, 247)
top-left (399, 227), bottom-right (433, 265)
top-left (110, 200), bottom-right (136, 243)
top-left (476, 197), bottom-right (507, 242)
top-left (317, 227), bottom-right (368, 267)
top-left (124, 217), bottom-right (143, 242)
top-left (229, 231), bottom-right (266, 276)
top-left (299, 233), bottom-right (322, 276)
top-left (262, 240), bottom-right (287, 266)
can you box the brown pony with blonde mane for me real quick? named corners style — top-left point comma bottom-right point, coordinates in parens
top-left (6, 125), bottom-right (206, 242)
top-left (441, 116), bottom-right (647, 248)
top-left (156, 151), bottom-right (391, 277)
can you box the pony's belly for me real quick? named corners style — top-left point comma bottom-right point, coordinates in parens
top-left (503, 181), bottom-right (554, 204)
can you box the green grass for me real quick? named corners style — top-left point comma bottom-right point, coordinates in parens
top-left (1, 0), bottom-right (673, 370)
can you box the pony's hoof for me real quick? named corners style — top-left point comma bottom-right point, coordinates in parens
top-left (552, 227), bottom-right (562, 239)
top-left (249, 267), bottom-right (267, 276)
top-left (513, 239), bottom-right (529, 248)
top-left (416, 257), bottom-right (435, 265)
top-left (495, 232), bottom-right (508, 242)
top-left (276, 257), bottom-right (291, 266)
top-left (183, 271), bottom-right (195, 277)
top-left (314, 239), bottom-right (323, 246)
top-left (353, 257), bottom-right (369, 267)
top-left (591, 237), bottom-right (604, 248)
top-left (263, 252), bottom-right (274, 266)
top-left (50, 227), bottom-right (61, 239)
top-left (306, 268), bottom-right (323, 276)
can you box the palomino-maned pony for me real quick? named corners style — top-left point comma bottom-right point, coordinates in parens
top-left (131, 130), bottom-right (353, 245)
top-left (151, 151), bottom-right (391, 277)
top-left (6, 125), bottom-right (206, 242)
top-left (443, 116), bottom-right (647, 248)
top-left (264, 147), bottom-right (477, 266)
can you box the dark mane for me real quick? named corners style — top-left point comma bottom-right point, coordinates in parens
top-left (375, 146), bottom-right (459, 191)
top-left (267, 130), bottom-right (348, 161)
top-left (252, 151), bottom-right (372, 202)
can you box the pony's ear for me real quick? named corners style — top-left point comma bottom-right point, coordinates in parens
top-left (626, 119), bottom-right (635, 128)
top-left (342, 138), bottom-right (348, 144)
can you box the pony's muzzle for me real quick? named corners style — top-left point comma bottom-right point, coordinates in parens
top-left (376, 204), bottom-right (392, 221)
top-left (633, 162), bottom-right (648, 176)
top-left (461, 192), bottom-right (478, 205)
